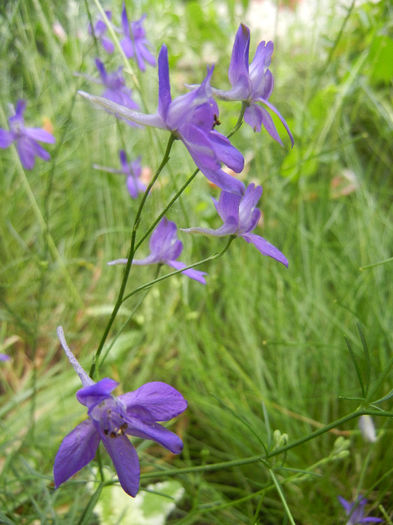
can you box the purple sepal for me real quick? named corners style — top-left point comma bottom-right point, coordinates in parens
top-left (0, 353), bottom-right (11, 362)
top-left (77, 378), bottom-right (118, 408)
top-left (167, 259), bottom-right (207, 284)
top-left (54, 419), bottom-right (100, 488)
top-left (242, 233), bottom-right (288, 267)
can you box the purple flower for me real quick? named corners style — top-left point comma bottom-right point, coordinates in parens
top-left (0, 354), bottom-right (10, 362)
top-left (94, 150), bottom-right (146, 198)
top-left (54, 327), bottom-right (187, 498)
top-left (182, 183), bottom-right (288, 267)
top-left (95, 58), bottom-right (139, 110)
top-left (88, 10), bottom-right (115, 54)
top-left (108, 217), bottom-right (207, 284)
top-left (339, 496), bottom-right (383, 524)
top-left (211, 24), bottom-right (294, 147)
top-left (79, 45), bottom-right (244, 194)
top-left (0, 100), bottom-right (55, 170)
top-left (120, 5), bottom-right (156, 71)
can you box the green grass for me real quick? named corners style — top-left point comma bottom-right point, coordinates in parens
top-left (0, 0), bottom-right (392, 523)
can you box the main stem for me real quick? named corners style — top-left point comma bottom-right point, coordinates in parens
top-left (90, 134), bottom-right (175, 378)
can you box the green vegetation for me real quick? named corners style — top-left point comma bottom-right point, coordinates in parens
top-left (0, 0), bottom-right (392, 523)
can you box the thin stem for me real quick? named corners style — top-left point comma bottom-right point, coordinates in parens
top-left (122, 237), bottom-right (235, 304)
top-left (140, 409), bottom-right (393, 480)
top-left (90, 134), bottom-right (175, 378)
top-left (227, 101), bottom-right (247, 138)
top-left (269, 469), bottom-right (296, 525)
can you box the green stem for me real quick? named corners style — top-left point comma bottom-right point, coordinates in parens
top-left (90, 135), bottom-right (176, 378)
top-left (140, 409), bottom-right (393, 480)
top-left (121, 237), bottom-right (235, 304)
top-left (269, 469), bottom-right (296, 525)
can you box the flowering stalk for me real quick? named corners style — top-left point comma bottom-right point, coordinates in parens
top-left (90, 134), bottom-right (175, 378)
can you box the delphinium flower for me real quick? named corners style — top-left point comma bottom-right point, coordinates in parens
top-left (94, 150), bottom-right (146, 199)
top-left (182, 183), bottom-right (288, 267)
top-left (120, 4), bottom-right (156, 71)
top-left (0, 354), bottom-right (10, 362)
top-left (88, 10), bottom-right (115, 54)
top-left (54, 326), bottom-right (187, 497)
top-left (210, 24), bottom-right (294, 147)
top-left (0, 100), bottom-right (55, 170)
top-left (95, 58), bottom-right (139, 110)
top-left (108, 217), bottom-right (207, 284)
top-left (79, 45), bottom-right (245, 195)
top-left (338, 496), bottom-right (383, 524)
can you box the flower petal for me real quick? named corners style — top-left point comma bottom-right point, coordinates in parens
top-left (158, 45), bottom-right (171, 121)
top-left (101, 433), bottom-right (140, 497)
top-left (241, 233), bottom-right (288, 267)
top-left (124, 417), bottom-right (184, 454)
top-left (0, 129), bottom-right (14, 148)
top-left (228, 25), bottom-right (250, 89)
top-left (217, 190), bottom-right (241, 223)
top-left (119, 381), bottom-right (188, 421)
top-left (200, 167), bottom-right (245, 196)
top-left (101, 36), bottom-right (115, 54)
top-left (149, 217), bottom-right (179, 258)
top-left (258, 98), bottom-right (294, 147)
top-left (16, 137), bottom-right (36, 170)
top-left (167, 259), bottom-right (207, 284)
top-left (209, 131), bottom-right (244, 173)
top-left (182, 217), bottom-right (239, 237)
top-left (77, 378), bottom-right (118, 408)
top-left (121, 2), bottom-right (130, 38)
top-left (54, 419), bottom-right (100, 488)
top-left (24, 127), bottom-right (55, 143)
top-left (244, 104), bottom-right (264, 133)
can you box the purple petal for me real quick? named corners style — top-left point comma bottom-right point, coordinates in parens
top-left (16, 137), bottom-right (36, 170)
top-left (101, 433), bottom-right (140, 497)
top-left (238, 184), bottom-right (263, 231)
top-left (209, 131), bottom-right (244, 173)
top-left (360, 519), bottom-right (383, 523)
top-left (121, 2), bottom-right (130, 38)
top-left (95, 58), bottom-right (107, 83)
top-left (217, 190), bottom-right (241, 223)
top-left (32, 141), bottom-right (51, 161)
top-left (119, 149), bottom-right (128, 171)
top-left (228, 25), bottom-right (251, 89)
top-left (258, 98), bottom-right (294, 147)
top-left (136, 41), bottom-right (156, 68)
top-left (338, 496), bottom-right (353, 514)
top-left (101, 36), bottom-right (115, 54)
top-left (167, 259), bottom-right (207, 284)
top-left (241, 233), bottom-right (288, 267)
top-left (77, 378), bottom-right (118, 408)
top-left (149, 217), bottom-right (178, 257)
top-left (54, 419), bottom-right (100, 488)
top-left (157, 45), bottom-right (172, 121)
top-left (24, 127), bottom-right (55, 143)
top-left (126, 176), bottom-right (139, 198)
top-left (120, 36), bottom-right (134, 58)
top-left (249, 40), bottom-right (274, 95)
top-left (15, 99), bottom-right (26, 120)
top-left (244, 104), bottom-right (264, 133)
top-left (124, 417), bottom-right (183, 454)
top-left (0, 353), bottom-right (10, 361)
top-left (0, 129), bottom-right (14, 148)
top-left (119, 381), bottom-right (187, 421)
top-left (201, 167), bottom-right (245, 196)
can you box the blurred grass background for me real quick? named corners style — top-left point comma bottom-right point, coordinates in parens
top-left (0, 0), bottom-right (392, 523)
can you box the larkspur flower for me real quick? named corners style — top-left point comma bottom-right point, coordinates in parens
top-left (95, 58), bottom-right (139, 110)
top-left (88, 10), bottom-right (114, 54)
top-left (0, 354), bottom-right (10, 362)
top-left (120, 4), bottom-right (156, 71)
top-left (79, 45), bottom-right (245, 195)
top-left (182, 183), bottom-right (288, 267)
top-left (54, 327), bottom-right (187, 497)
top-left (108, 217), bottom-right (207, 284)
top-left (0, 100), bottom-right (55, 170)
top-left (95, 150), bottom-right (146, 198)
top-left (210, 24), bottom-right (294, 147)
top-left (338, 496), bottom-right (383, 524)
